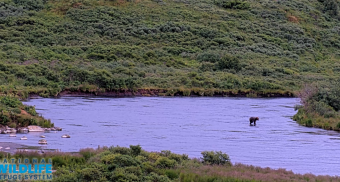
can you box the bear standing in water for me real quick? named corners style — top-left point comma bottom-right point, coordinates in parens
top-left (249, 117), bottom-right (259, 126)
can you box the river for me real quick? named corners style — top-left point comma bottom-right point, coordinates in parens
top-left (3, 97), bottom-right (340, 175)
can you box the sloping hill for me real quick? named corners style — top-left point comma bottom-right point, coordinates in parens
top-left (0, 95), bottom-right (53, 127)
top-left (0, 0), bottom-right (339, 96)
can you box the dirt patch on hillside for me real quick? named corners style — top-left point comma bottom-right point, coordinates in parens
top-left (288, 15), bottom-right (299, 23)
top-left (21, 109), bottom-right (29, 115)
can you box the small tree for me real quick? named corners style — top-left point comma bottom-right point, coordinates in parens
top-left (297, 84), bottom-right (318, 113)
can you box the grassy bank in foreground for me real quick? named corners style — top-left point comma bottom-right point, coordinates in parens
top-left (293, 82), bottom-right (340, 131)
top-left (1, 0), bottom-right (340, 96)
top-left (5, 145), bottom-right (340, 182)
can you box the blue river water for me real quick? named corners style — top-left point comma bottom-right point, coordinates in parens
top-left (2, 97), bottom-right (340, 175)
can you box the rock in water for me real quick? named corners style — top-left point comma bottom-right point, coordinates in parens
top-left (61, 134), bottom-right (70, 138)
top-left (38, 139), bottom-right (47, 144)
top-left (55, 127), bottom-right (62, 131)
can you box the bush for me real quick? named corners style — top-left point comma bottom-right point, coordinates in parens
top-left (155, 157), bottom-right (177, 168)
top-left (79, 168), bottom-right (103, 181)
top-left (52, 156), bottom-right (67, 167)
top-left (111, 155), bottom-right (141, 167)
top-left (80, 148), bottom-right (103, 161)
top-left (13, 0), bottom-right (46, 11)
top-left (214, 0), bottom-right (250, 10)
top-left (130, 145), bottom-right (142, 156)
top-left (336, 122), bottom-right (340, 129)
top-left (24, 106), bottom-right (37, 116)
top-left (199, 62), bottom-right (216, 72)
top-left (201, 151), bottom-right (231, 166)
top-left (0, 96), bottom-right (22, 108)
top-left (8, 122), bottom-right (16, 128)
top-left (165, 170), bottom-right (179, 180)
top-left (298, 83), bottom-right (340, 116)
top-left (217, 55), bottom-right (241, 71)
top-left (319, 0), bottom-right (339, 18)
top-left (109, 146), bottom-right (132, 155)
top-left (11, 107), bottom-right (21, 114)
top-left (101, 154), bottom-right (120, 164)
top-left (305, 119), bottom-right (313, 127)
top-left (197, 52), bottom-right (221, 63)
top-left (142, 172), bottom-right (172, 182)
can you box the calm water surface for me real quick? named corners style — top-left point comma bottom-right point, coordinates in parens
top-left (4, 97), bottom-right (340, 175)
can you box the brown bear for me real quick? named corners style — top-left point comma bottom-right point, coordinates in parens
top-left (249, 117), bottom-right (259, 126)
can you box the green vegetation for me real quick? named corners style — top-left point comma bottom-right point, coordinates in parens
top-left (0, 95), bottom-right (53, 128)
top-left (293, 82), bottom-right (340, 131)
top-left (5, 145), bottom-right (340, 182)
top-left (0, 0), bottom-right (339, 96)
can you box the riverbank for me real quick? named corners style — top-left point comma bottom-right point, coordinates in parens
top-left (29, 88), bottom-right (295, 98)
top-left (4, 145), bottom-right (340, 182)
top-left (293, 108), bottom-right (340, 131)
top-left (0, 142), bottom-right (44, 154)
top-left (292, 84), bottom-right (340, 132)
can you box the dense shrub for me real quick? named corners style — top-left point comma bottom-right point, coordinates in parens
top-left (294, 83), bottom-right (340, 130)
top-left (13, 0), bottom-right (46, 11)
top-left (336, 122), bottom-right (340, 129)
top-left (199, 62), bottom-right (216, 72)
top-left (130, 145), bottom-right (142, 156)
top-left (319, 0), bottom-right (340, 18)
top-left (111, 155), bottom-right (141, 167)
top-left (0, 95), bottom-right (22, 108)
top-left (109, 146), bottom-right (132, 155)
top-left (305, 119), bottom-right (313, 127)
top-left (217, 54), bottom-right (241, 71)
top-left (214, 0), bottom-right (250, 10)
top-left (201, 151), bottom-right (231, 166)
top-left (197, 52), bottom-right (221, 63)
top-left (155, 157), bottom-right (177, 168)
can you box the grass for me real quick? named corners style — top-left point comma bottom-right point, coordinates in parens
top-left (178, 164), bottom-right (339, 182)
top-left (4, 145), bottom-right (340, 182)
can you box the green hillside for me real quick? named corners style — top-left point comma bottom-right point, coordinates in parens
top-left (0, 0), bottom-right (339, 97)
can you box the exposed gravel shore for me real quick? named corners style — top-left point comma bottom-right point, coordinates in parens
top-left (0, 142), bottom-right (42, 154)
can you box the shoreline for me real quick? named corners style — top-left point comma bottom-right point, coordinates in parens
top-left (28, 88), bottom-right (296, 98)
top-left (0, 142), bottom-right (43, 154)
top-left (1, 142), bottom-right (339, 178)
